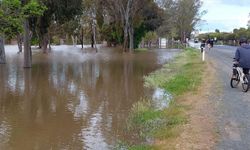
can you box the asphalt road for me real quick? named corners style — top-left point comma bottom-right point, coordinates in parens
top-left (206, 45), bottom-right (250, 150)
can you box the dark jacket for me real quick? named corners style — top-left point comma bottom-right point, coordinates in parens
top-left (200, 43), bottom-right (205, 48)
top-left (200, 40), bottom-right (206, 48)
top-left (235, 44), bottom-right (250, 68)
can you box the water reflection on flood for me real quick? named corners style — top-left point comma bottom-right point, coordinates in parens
top-left (0, 45), bottom-right (179, 150)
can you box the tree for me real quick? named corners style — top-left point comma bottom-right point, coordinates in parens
top-left (215, 29), bottom-right (220, 33)
top-left (134, 0), bottom-right (163, 48)
top-left (101, 0), bottom-right (162, 51)
top-left (35, 0), bottom-right (82, 52)
top-left (235, 28), bottom-right (248, 39)
top-left (247, 13), bottom-right (250, 29)
top-left (82, 0), bottom-right (99, 51)
top-left (158, 0), bottom-right (202, 42)
top-left (175, 0), bottom-right (202, 42)
top-left (22, 0), bottom-right (46, 68)
top-left (143, 31), bottom-right (158, 48)
top-left (156, 0), bottom-right (176, 37)
top-left (0, 0), bottom-right (23, 64)
top-left (0, 0), bottom-right (46, 66)
top-left (111, 0), bottom-right (135, 52)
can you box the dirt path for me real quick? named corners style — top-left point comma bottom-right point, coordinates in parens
top-left (173, 60), bottom-right (220, 150)
top-left (156, 57), bottom-right (220, 149)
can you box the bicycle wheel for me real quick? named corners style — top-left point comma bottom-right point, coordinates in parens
top-left (242, 75), bottom-right (249, 92)
top-left (230, 72), bottom-right (240, 88)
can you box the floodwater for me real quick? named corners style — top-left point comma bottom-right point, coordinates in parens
top-left (0, 45), bottom-right (179, 150)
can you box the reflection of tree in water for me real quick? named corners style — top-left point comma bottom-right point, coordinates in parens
top-left (0, 64), bottom-right (85, 149)
top-left (0, 49), bottom-right (174, 149)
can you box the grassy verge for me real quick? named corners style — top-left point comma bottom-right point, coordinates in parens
top-left (134, 48), bottom-right (149, 52)
top-left (126, 48), bottom-right (205, 149)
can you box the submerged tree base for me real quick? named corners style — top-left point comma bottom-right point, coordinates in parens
top-left (0, 37), bottom-right (6, 64)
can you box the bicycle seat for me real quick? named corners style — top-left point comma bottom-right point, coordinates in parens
top-left (233, 59), bottom-right (239, 67)
top-left (233, 63), bottom-right (239, 67)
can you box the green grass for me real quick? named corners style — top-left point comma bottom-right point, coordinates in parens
top-left (145, 48), bottom-right (204, 96)
top-left (126, 48), bottom-right (205, 149)
top-left (115, 140), bottom-right (154, 150)
top-left (135, 48), bottom-right (149, 52)
top-left (129, 145), bottom-right (154, 150)
top-left (126, 99), bottom-right (162, 138)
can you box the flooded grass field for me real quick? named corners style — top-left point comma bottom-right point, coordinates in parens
top-left (0, 45), bottom-right (179, 150)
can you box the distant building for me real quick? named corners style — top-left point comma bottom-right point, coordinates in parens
top-left (194, 30), bottom-right (199, 37)
top-left (159, 38), bottom-right (167, 48)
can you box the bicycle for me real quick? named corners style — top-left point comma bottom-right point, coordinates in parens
top-left (207, 43), bottom-right (213, 50)
top-left (230, 62), bottom-right (250, 92)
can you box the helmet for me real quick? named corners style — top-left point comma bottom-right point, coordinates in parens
top-left (239, 37), bottom-right (248, 45)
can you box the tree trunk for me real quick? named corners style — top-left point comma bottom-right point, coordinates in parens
top-left (38, 41), bottom-right (42, 49)
top-left (91, 33), bottom-right (94, 48)
top-left (181, 31), bottom-right (186, 43)
top-left (48, 35), bottom-right (51, 51)
top-left (123, 9), bottom-right (129, 52)
top-left (66, 34), bottom-right (69, 44)
top-left (41, 34), bottom-right (48, 53)
top-left (75, 36), bottom-right (78, 46)
top-left (129, 26), bottom-right (134, 52)
top-left (23, 19), bottom-right (32, 68)
top-left (123, 26), bottom-right (128, 52)
top-left (48, 42), bottom-right (51, 51)
top-left (159, 39), bottom-right (161, 49)
top-left (71, 35), bottom-right (76, 47)
top-left (122, 0), bottom-right (133, 52)
top-left (81, 28), bottom-right (84, 49)
top-left (0, 36), bottom-right (6, 64)
top-left (17, 34), bottom-right (23, 53)
top-left (93, 25), bottom-right (98, 52)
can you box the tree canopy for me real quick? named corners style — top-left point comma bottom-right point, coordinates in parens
top-left (157, 0), bottom-right (203, 42)
top-left (1, 0), bottom-right (205, 61)
top-left (198, 27), bottom-right (250, 45)
top-left (0, 0), bottom-right (46, 64)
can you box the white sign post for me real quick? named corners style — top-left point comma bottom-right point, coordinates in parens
top-left (202, 50), bottom-right (205, 61)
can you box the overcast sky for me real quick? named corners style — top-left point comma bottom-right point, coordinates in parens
top-left (199, 0), bottom-right (250, 33)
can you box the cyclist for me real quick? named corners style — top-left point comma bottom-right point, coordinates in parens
top-left (200, 39), bottom-right (206, 53)
top-left (210, 38), bottom-right (214, 48)
top-left (233, 37), bottom-right (250, 78)
top-left (206, 38), bottom-right (213, 50)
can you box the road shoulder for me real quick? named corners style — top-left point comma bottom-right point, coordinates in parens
top-left (156, 59), bottom-right (220, 149)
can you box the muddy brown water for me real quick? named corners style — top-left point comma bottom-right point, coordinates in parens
top-left (0, 45), bottom-right (179, 150)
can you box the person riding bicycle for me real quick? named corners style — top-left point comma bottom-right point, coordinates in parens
top-left (200, 39), bottom-right (206, 53)
top-left (233, 37), bottom-right (250, 78)
top-left (206, 38), bottom-right (213, 50)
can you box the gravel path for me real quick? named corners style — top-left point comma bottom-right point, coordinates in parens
top-left (207, 45), bottom-right (250, 150)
